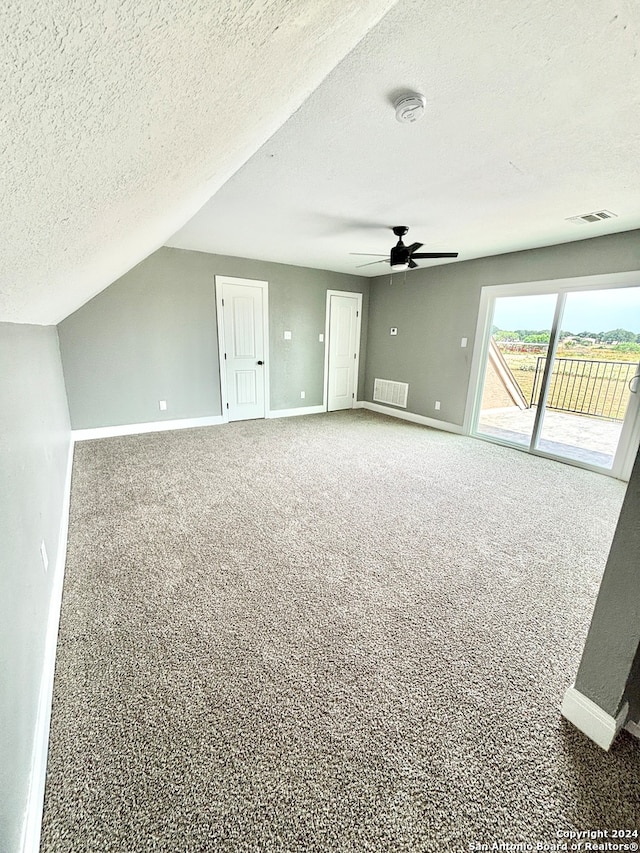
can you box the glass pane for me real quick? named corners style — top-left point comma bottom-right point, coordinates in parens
top-left (476, 294), bottom-right (558, 446)
top-left (536, 287), bottom-right (640, 468)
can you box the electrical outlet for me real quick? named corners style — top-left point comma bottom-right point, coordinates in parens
top-left (300, 391), bottom-right (305, 399)
top-left (159, 400), bottom-right (167, 411)
top-left (284, 330), bottom-right (292, 340)
top-left (461, 337), bottom-right (468, 348)
top-left (435, 401), bottom-right (441, 411)
top-left (40, 540), bottom-right (48, 572)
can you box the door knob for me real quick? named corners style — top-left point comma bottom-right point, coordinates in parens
top-left (257, 360), bottom-right (264, 365)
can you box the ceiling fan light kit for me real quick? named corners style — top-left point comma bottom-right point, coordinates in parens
top-left (394, 92), bottom-right (426, 123)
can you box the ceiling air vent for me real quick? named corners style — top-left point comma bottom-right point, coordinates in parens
top-left (566, 210), bottom-right (618, 225)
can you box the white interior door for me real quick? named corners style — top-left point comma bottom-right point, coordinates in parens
top-left (217, 278), bottom-right (268, 421)
top-left (326, 293), bottom-right (361, 412)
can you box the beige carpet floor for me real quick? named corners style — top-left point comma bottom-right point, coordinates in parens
top-left (41, 410), bottom-right (639, 852)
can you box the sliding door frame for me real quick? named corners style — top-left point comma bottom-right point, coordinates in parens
top-left (463, 270), bottom-right (640, 481)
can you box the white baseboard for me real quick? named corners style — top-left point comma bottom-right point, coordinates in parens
top-left (358, 401), bottom-right (463, 434)
top-left (72, 414), bottom-right (225, 441)
top-left (21, 439), bottom-right (74, 853)
top-left (267, 405), bottom-right (325, 419)
top-left (561, 685), bottom-right (629, 751)
top-left (625, 719), bottom-right (640, 740)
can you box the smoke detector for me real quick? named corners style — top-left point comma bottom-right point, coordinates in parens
top-left (394, 92), bottom-right (426, 124)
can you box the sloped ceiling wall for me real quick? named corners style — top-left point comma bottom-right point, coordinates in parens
top-left (167, 0), bottom-right (640, 277)
top-left (1, 0), bottom-right (397, 325)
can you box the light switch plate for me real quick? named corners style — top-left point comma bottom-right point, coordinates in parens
top-left (461, 337), bottom-right (468, 348)
top-left (319, 333), bottom-right (324, 342)
top-left (390, 328), bottom-right (398, 336)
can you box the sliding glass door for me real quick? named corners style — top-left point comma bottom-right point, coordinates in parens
top-left (536, 288), bottom-right (640, 469)
top-left (471, 278), bottom-right (640, 478)
top-left (476, 293), bottom-right (558, 448)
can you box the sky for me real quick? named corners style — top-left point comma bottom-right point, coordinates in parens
top-left (493, 287), bottom-right (640, 333)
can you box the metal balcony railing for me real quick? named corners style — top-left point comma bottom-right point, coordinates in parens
top-left (530, 357), bottom-right (636, 421)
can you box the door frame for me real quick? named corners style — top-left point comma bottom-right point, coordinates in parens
top-left (215, 275), bottom-right (270, 423)
top-left (463, 269), bottom-right (640, 480)
top-left (323, 290), bottom-right (363, 411)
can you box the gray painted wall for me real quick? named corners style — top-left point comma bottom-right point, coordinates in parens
top-left (0, 324), bottom-right (71, 852)
top-left (59, 247), bottom-right (369, 428)
top-left (364, 229), bottom-right (640, 425)
top-left (58, 249), bottom-right (222, 429)
top-left (575, 447), bottom-right (640, 720)
top-left (364, 228), bottom-right (640, 739)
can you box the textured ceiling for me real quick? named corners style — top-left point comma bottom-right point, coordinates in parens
top-left (1, 0), bottom-right (398, 324)
top-left (168, 0), bottom-right (640, 276)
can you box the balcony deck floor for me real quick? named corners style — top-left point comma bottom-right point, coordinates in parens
top-left (477, 406), bottom-right (623, 469)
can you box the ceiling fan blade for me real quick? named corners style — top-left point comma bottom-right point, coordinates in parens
top-left (408, 259), bottom-right (418, 269)
top-left (411, 252), bottom-right (459, 259)
top-left (349, 252), bottom-right (389, 257)
top-left (406, 242), bottom-right (423, 254)
top-left (356, 259), bottom-right (389, 268)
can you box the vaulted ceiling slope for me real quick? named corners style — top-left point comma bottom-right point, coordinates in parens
top-left (168, 0), bottom-right (640, 277)
top-left (1, 0), bottom-right (398, 325)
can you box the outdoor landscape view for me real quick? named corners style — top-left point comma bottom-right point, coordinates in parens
top-left (492, 326), bottom-right (639, 418)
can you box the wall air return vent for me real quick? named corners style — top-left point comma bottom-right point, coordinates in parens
top-left (566, 210), bottom-right (617, 225)
top-left (373, 378), bottom-right (408, 408)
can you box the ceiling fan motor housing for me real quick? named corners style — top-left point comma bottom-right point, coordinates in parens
top-left (390, 244), bottom-right (409, 266)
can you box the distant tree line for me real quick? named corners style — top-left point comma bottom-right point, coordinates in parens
top-left (492, 326), bottom-right (640, 346)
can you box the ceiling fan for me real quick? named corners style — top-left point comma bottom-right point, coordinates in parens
top-left (351, 226), bottom-right (458, 270)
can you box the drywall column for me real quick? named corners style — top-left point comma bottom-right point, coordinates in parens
top-left (562, 448), bottom-right (640, 749)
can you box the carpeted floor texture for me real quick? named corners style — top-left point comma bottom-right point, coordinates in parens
top-left (41, 410), bottom-right (639, 852)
